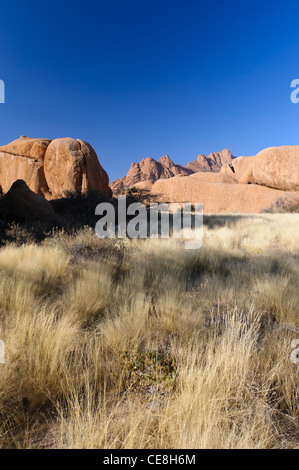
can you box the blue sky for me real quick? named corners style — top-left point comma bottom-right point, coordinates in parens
top-left (1, 0), bottom-right (299, 182)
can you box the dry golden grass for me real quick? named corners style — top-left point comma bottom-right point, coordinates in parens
top-left (0, 213), bottom-right (299, 448)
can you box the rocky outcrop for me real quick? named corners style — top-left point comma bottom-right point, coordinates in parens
top-left (150, 174), bottom-right (299, 213)
top-left (185, 154), bottom-right (211, 172)
top-left (0, 136), bottom-right (111, 199)
top-left (126, 157), bottom-right (173, 185)
top-left (146, 146), bottom-right (299, 212)
top-left (0, 179), bottom-right (57, 222)
top-left (186, 149), bottom-right (233, 173)
top-left (111, 155), bottom-right (193, 191)
top-left (221, 147), bottom-right (299, 191)
top-left (158, 155), bottom-right (191, 176)
top-left (111, 149), bottom-right (233, 191)
top-left (112, 144), bottom-right (299, 213)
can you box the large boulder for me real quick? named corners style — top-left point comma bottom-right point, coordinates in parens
top-left (0, 136), bottom-right (111, 199)
top-left (43, 138), bottom-right (110, 198)
top-left (0, 179), bottom-right (57, 222)
top-left (251, 146), bottom-right (299, 191)
top-left (220, 156), bottom-right (256, 184)
top-left (229, 148), bottom-right (299, 190)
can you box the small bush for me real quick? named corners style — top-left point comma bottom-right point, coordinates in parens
top-left (114, 347), bottom-right (177, 393)
top-left (263, 197), bottom-right (299, 213)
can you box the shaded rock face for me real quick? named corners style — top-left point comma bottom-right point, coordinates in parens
top-left (0, 136), bottom-right (110, 199)
top-left (111, 149), bottom-right (233, 191)
top-left (0, 179), bottom-right (57, 222)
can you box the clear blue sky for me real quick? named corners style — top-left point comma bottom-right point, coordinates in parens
top-left (1, 0), bottom-right (299, 182)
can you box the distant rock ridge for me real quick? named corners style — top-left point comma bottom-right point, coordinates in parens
top-left (186, 148), bottom-right (233, 173)
top-left (111, 149), bottom-right (233, 191)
